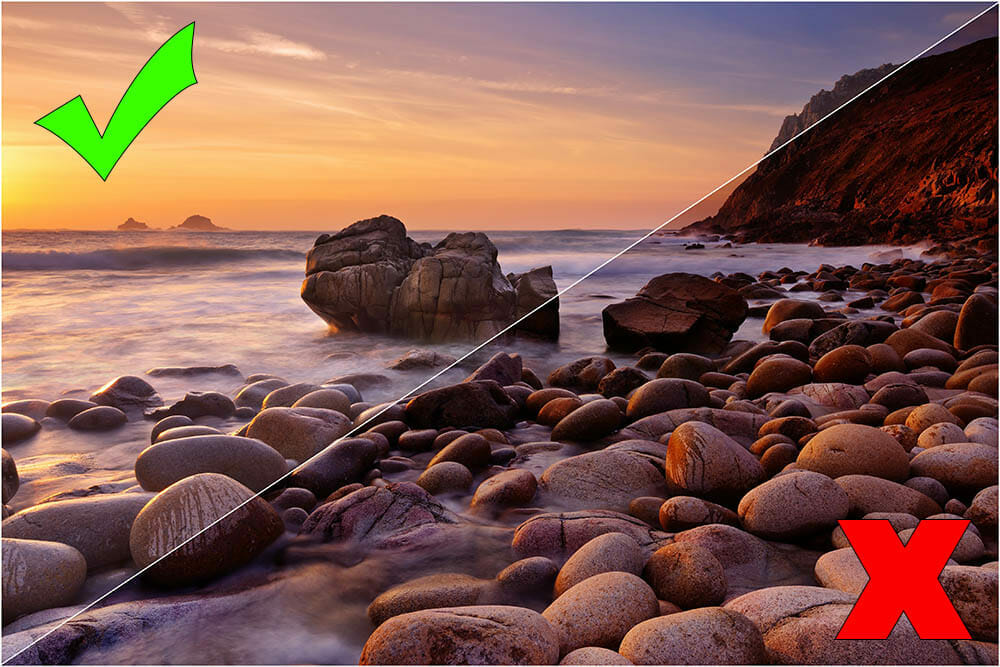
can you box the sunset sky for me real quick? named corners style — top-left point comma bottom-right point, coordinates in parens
top-left (2, 2), bottom-right (996, 230)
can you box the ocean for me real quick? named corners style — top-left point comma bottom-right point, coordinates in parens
top-left (2, 228), bottom-right (921, 404)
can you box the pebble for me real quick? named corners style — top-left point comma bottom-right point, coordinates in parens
top-left (659, 495), bottom-right (739, 531)
top-left (964, 417), bottom-right (998, 445)
top-left (397, 428), bottom-right (438, 452)
top-left (643, 542), bottom-right (726, 608)
top-left (554, 532), bottom-right (646, 596)
top-left (542, 571), bottom-right (659, 655)
top-left (915, 421), bottom-right (967, 448)
top-left (738, 471), bottom-right (849, 540)
top-left (66, 405), bottom-right (127, 430)
top-left (497, 556), bottom-right (560, 594)
top-left (427, 433), bottom-right (492, 469)
top-left (796, 423), bottom-right (909, 481)
top-left (262, 382), bottom-right (322, 409)
top-left (360, 605), bottom-right (560, 665)
top-left (129, 473), bottom-right (283, 586)
top-left (471, 469), bottom-right (538, 511)
top-left (44, 398), bottom-right (98, 421)
top-left (2, 537), bottom-right (87, 621)
top-left (618, 608), bottom-right (766, 665)
top-left (233, 378), bottom-right (288, 410)
top-left (2, 493), bottom-right (153, 570)
top-left (89, 375), bottom-right (161, 411)
top-left (150, 415), bottom-right (195, 442)
top-left (665, 422), bottom-right (764, 503)
top-left (416, 462), bottom-right (473, 495)
top-left (904, 402), bottom-right (962, 434)
top-left (1, 413), bottom-right (40, 445)
top-left (288, 437), bottom-right (380, 498)
top-left (550, 398), bottom-right (622, 441)
top-left (154, 425), bottom-right (223, 442)
top-left (367, 573), bottom-right (495, 626)
top-left (745, 357), bottom-right (813, 398)
top-left (813, 345), bottom-right (872, 384)
top-left (246, 406), bottom-right (352, 461)
top-left (2, 399), bottom-right (50, 421)
top-left (538, 396), bottom-right (584, 426)
top-left (763, 299), bottom-right (825, 334)
top-left (290, 388), bottom-right (352, 415)
top-left (625, 379), bottom-right (710, 420)
top-left (940, 565), bottom-right (998, 641)
top-left (903, 476), bottom-right (950, 506)
top-left (134, 434), bottom-right (288, 492)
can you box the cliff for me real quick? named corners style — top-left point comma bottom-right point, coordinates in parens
top-left (686, 38), bottom-right (997, 246)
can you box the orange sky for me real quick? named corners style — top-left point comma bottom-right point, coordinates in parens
top-left (2, 3), bottom-right (994, 230)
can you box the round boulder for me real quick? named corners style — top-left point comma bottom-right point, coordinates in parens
top-left (665, 422), bottom-right (764, 503)
top-left (2, 538), bottom-right (86, 621)
top-left (643, 542), bottom-right (726, 609)
top-left (554, 532), bottom-right (645, 597)
top-left (796, 423), bottom-right (909, 481)
top-left (134, 435), bottom-right (288, 492)
top-left (619, 607), bottom-right (766, 665)
top-left (246, 406), bottom-right (352, 461)
top-left (738, 471), bottom-right (849, 540)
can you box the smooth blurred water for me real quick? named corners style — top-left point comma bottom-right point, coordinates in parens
top-left (2, 228), bottom-right (919, 404)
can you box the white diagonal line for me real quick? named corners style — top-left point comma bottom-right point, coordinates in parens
top-left (4, 4), bottom-right (996, 662)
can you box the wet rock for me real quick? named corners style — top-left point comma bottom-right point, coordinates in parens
top-left (129, 473), bottom-right (283, 586)
top-left (2, 538), bottom-right (86, 621)
top-left (738, 471), bottom-right (848, 541)
top-left (154, 425), bottom-right (221, 443)
top-left (2, 400), bottom-right (50, 422)
top-left (509, 265), bottom-right (560, 339)
top-left (291, 389), bottom-right (352, 415)
top-left (2, 449), bottom-right (19, 503)
top-left (656, 353), bottom-right (715, 381)
top-left (149, 391), bottom-right (236, 420)
top-left (2, 493), bottom-right (152, 570)
top-left (288, 437), bottom-right (379, 498)
top-left (44, 399), bottom-right (98, 421)
top-left (1, 413), bottom-right (40, 445)
top-left (796, 423), bottom-right (909, 481)
top-left (367, 573), bottom-right (496, 626)
top-left (246, 407), bottom-right (352, 461)
top-left (405, 381), bottom-right (518, 429)
top-left (603, 273), bottom-right (748, 354)
top-left (625, 378), bottom-right (711, 420)
top-left (910, 443), bottom-right (998, 493)
top-left (271, 487), bottom-right (317, 513)
top-left (262, 383), bottom-right (322, 409)
top-left (550, 399), bottom-right (622, 441)
top-left (543, 571), bottom-right (659, 654)
top-left (916, 421), bottom-right (967, 448)
top-left (554, 533), bottom-right (645, 596)
top-left (835, 474), bottom-right (941, 518)
top-left (359, 605), bottom-right (560, 665)
top-left (619, 608), bottom-right (765, 665)
top-left (67, 405), bottom-right (127, 431)
top-left (150, 415), bottom-right (194, 442)
top-left (658, 496), bottom-right (739, 531)
top-left (427, 433), bottom-right (492, 469)
top-left (624, 408), bottom-right (768, 447)
top-left (665, 422), bottom-right (764, 503)
top-left (904, 402), bottom-right (962, 434)
top-left (540, 450), bottom-right (665, 512)
top-left (234, 379), bottom-right (289, 410)
top-left (813, 547), bottom-right (871, 595)
top-left (464, 352), bottom-right (522, 386)
top-left (597, 367), bottom-right (649, 398)
top-left (89, 375), bottom-right (161, 411)
top-left (904, 476), bottom-right (950, 506)
top-left (643, 542), bottom-right (726, 608)
top-left (134, 435), bottom-right (288, 492)
top-left (301, 482), bottom-right (457, 549)
top-left (146, 364), bottom-right (241, 378)
top-left (549, 357), bottom-right (617, 391)
top-left (628, 496), bottom-right (665, 526)
top-left (471, 469), bottom-right (537, 511)
top-left (869, 383), bottom-right (928, 411)
top-left (387, 349), bottom-right (457, 370)
top-left (416, 462), bottom-right (473, 495)
top-left (512, 510), bottom-right (668, 562)
top-left (808, 320), bottom-right (897, 358)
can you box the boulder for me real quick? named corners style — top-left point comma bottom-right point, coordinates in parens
top-left (539, 450), bottom-right (665, 512)
top-left (509, 265), bottom-right (560, 338)
top-left (427, 433), bottom-right (492, 469)
top-left (808, 320), bottom-right (896, 357)
top-left (909, 443), bottom-right (998, 493)
top-left (603, 273), bottom-right (747, 354)
top-left (619, 608), bottom-right (765, 665)
top-left (560, 648), bottom-right (632, 665)
top-left (89, 375), bottom-right (161, 411)
top-left (404, 381), bottom-right (517, 429)
top-left (835, 474), bottom-right (941, 517)
top-left (940, 565), bottom-right (998, 642)
top-left (497, 557), bottom-right (560, 594)
top-left (954, 293), bottom-right (998, 350)
top-left (965, 485), bottom-right (998, 532)
top-left (464, 352), bottom-right (522, 386)
top-left (416, 462), bottom-right (473, 495)
top-left (1, 413), bottom-right (40, 445)
top-left (245, 407), bottom-right (352, 461)
top-left (2, 400), bottom-right (50, 422)
top-left (129, 473), bottom-right (283, 586)
top-left (554, 533), bottom-right (646, 596)
top-left (550, 399), bottom-right (621, 441)
top-left (233, 379), bottom-right (288, 410)
top-left (658, 496), bottom-right (739, 531)
top-left (512, 510), bottom-right (668, 562)
top-left (359, 606), bottom-right (560, 665)
top-left (134, 435), bottom-right (288, 492)
top-left (287, 437), bottom-right (379, 498)
top-left (665, 422), bottom-right (764, 503)
top-left (154, 425), bottom-right (223, 443)
top-left (366, 573), bottom-right (497, 626)
top-left (471, 469), bottom-right (537, 511)
top-left (625, 378), bottom-right (711, 420)
top-left (738, 471), bottom-right (849, 540)
top-left (387, 349), bottom-right (457, 370)
top-left (745, 357), bottom-right (813, 397)
top-left (44, 399), bottom-right (98, 421)
top-left (549, 357), bottom-right (616, 391)
top-left (643, 542), bottom-right (726, 608)
top-left (67, 405), bottom-right (127, 430)
top-left (2, 449), bottom-right (19, 503)
top-left (2, 494), bottom-right (152, 570)
top-left (625, 408), bottom-right (767, 448)
top-left (763, 299), bottom-right (825, 334)
top-left (148, 391), bottom-right (236, 419)
top-left (262, 383), bottom-right (323, 409)
top-left (2, 538), bottom-right (86, 621)
top-left (542, 572), bottom-right (659, 654)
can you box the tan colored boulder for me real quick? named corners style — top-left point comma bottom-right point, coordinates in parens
top-left (643, 542), bottom-right (726, 609)
top-left (796, 423), bottom-right (909, 481)
top-left (619, 608), bottom-right (766, 665)
top-left (2, 538), bottom-right (86, 621)
top-left (245, 407), bottom-right (352, 461)
top-left (554, 532), bottom-right (645, 596)
top-left (665, 422), bottom-right (764, 503)
top-left (738, 471), bottom-right (848, 540)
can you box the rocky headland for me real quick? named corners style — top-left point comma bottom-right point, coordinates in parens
top-left (116, 218), bottom-right (151, 231)
top-left (687, 37), bottom-right (997, 248)
top-left (172, 215), bottom-right (228, 232)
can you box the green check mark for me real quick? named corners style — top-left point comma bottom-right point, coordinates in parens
top-left (36, 22), bottom-right (197, 181)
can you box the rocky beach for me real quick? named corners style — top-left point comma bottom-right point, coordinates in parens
top-left (2, 218), bottom-right (998, 664)
top-left (2, 31), bottom-right (998, 667)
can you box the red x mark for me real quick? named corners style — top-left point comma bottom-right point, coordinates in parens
top-left (837, 519), bottom-right (971, 640)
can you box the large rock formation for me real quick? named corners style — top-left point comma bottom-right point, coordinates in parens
top-left (173, 215), bottom-right (227, 231)
top-left (602, 273), bottom-right (748, 354)
top-left (687, 38), bottom-right (997, 246)
top-left (117, 217), bottom-right (150, 231)
top-left (301, 215), bottom-right (559, 342)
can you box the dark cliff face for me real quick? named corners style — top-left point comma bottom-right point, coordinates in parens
top-left (687, 38), bottom-right (997, 246)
